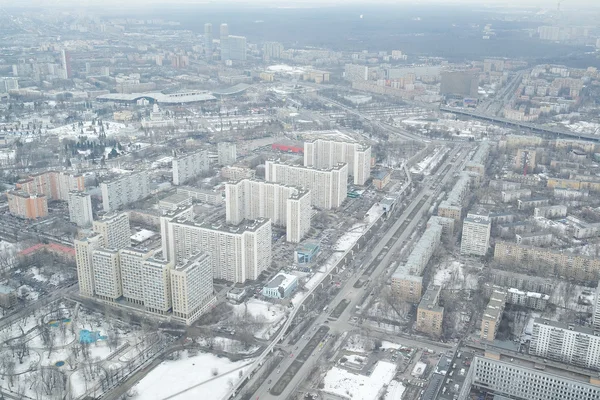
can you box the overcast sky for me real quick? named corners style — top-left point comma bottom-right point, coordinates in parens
top-left (1, 0), bottom-right (598, 7)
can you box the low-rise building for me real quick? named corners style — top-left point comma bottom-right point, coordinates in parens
top-left (518, 197), bottom-right (550, 210)
top-left (416, 285), bottom-right (444, 337)
top-left (372, 169), bottom-right (391, 190)
top-left (534, 205), bottom-right (567, 219)
top-left (176, 186), bottom-right (223, 205)
top-left (0, 285), bottom-right (17, 309)
top-left (262, 272), bottom-right (298, 299)
top-left (501, 189), bottom-right (531, 203)
top-left (515, 231), bottom-right (553, 246)
top-left (481, 289), bottom-right (506, 341)
top-left (158, 193), bottom-right (192, 211)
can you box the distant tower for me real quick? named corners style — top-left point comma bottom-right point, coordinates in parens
top-left (204, 23), bottom-right (213, 56)
top-left (220, 23), bottom-right (230, 61)
top-left (61, 49), bottom-right (72, 79)
top-left (220, 23), bottom-right (229, 39)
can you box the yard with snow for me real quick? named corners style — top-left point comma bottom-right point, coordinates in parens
top-left (132, 350), bottom-right (253, 400)
top-left (0, 300), bottom-right (165, 400)
top-left (323, 361), bottom-right (397, 400)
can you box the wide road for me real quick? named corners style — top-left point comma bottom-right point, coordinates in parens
top-left (248, 144), bottom-right (472, 400)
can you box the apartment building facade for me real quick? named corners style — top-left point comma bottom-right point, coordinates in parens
top-left (265, 160), bottom-right (347, 210)
top-left (172, 150), bottom-right (210, 185)
top-left (16, 171), bottom-right (85, 201)
top-left (481, 289), bottom-right (507, 341)
top-left (100, 171), bottom-right (149, 212)
top-left (164, 214), bottom-right (272, 283)
top-left (530, 319), bottom-right (600, 371)
top-left (225, 179), bottom-right (311, 243)
top-left (75, 233), bottom-right (103, 297)
top-left (7, 191), bottom-right (48, 219)
top-left (68, 191), bottom-right (93, 227)
top-left (92, 249), bottom-right (121, 301)
top-left (416, 285), bottom-right (444, 337)
top-left (93, 212), bottom-right (131, 250)
top-left (460, 214), bottom-right (491, 256)
top-left (170, 252), bottom-right (216, 325)
top-left (303, 138), bottom-right (372, 185)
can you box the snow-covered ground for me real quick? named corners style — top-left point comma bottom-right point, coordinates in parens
top-left (133, 351), bottom-right (252, 400)
top-left (432, 261), bottom-right (477, 290)
top-left (232, 299), bottom-right (287, 340)
top-left (344, 335), bottom-right (375, 354)
top-left (560, 120), bottom-right (600, 136)
top-left (323, 361), bottom-right (397, 400)
top-left (196, 337), bottom-right (259, 355)
top-left (47, 121), bottom-right (132, 140)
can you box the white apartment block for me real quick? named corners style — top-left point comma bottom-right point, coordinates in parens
top-left (463, 355), bottom-right (600, 400)
top-left (221, 165), bottom-right (255, 181)
top-left (93, 212), bottom-right (131, 250)
top-left (75, 233), bottom-right (103, 297)
top-left (265, 160), bottom-right (347, 210)
top-left (287, 191), bottom-right (312, 243)
top-left (170, 252), bottom-right (216, 325)
top-left (594, 282), bottom-right (600, 330)
top-left (531, 318), bottom-right (600, 371)
top-left (172, 150), bottom-right (209, 185)
top-left (143, 256), bottom-right (174, 315)
top-left (217, 142), bottom-right (237, 166)
top-left (164, 209), bottom-right (272, 283)
top-left (304, 139), bottom-right (371, 185)
top-left (119, 248), bottom-right (154, 305)
top-left (68, 191), bottom-right (93, 227)
top-left (344, 64), bottom-right (369, 81)
top-left (176, 187), bottom-right (223, 205)
top-left (225, 179), bottom-right (311, 243)
top-left (460, 214), bottom-right (491, 256)
top-left (101, 171), bottom-right (149, 212)
top-left (92, 248), bottom-right (121, 301)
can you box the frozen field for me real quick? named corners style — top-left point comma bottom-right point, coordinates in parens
top-left (323, 361), bottom-right (397, 400)
top-left (133, 351), bottom-right (253, 400)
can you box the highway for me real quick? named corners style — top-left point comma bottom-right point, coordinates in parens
top-left (313, 94), bottom-right (426, 142)
top-left (244, 144), bottom-right (472, 400)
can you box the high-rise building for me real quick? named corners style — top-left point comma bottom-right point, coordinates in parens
top-left (460, 213), bottom-right (491, 256)
top-left (143, 255), bottom-right (174, 315)
top-left (172, 150), bottom-right (210, 185)
top-left (530, 319), bottom-right (600, 371)
top-left (0, 77), bottom-right (18, 93)
top-left (16, 171), bottom-right (85, 201)
top-left (119, 248), bottom-right (154, 305)
top-left (93, 212), bottom-right (131, 250)
top-left (344, 64), bottom-right (369, 81)
top-left (163, 208), bottom-right (272, 283)
top-left (68, 191), bottom-right (93, 227)
top-left (92, 248), bottom-right (121, 301)
top-left (220, 23), bottom-right (229, 60)
top-left (100, 171), bottom-right (149, 212)
top-left (263, 42), bottom-right (284, 60)
top-left (75, 233), bottom-right (103, 297)
top-left (265, 160), bottom-right (348, 210)
top-left (204, 23), bottom-right (213, 56)
top-left (594, 282), bottom-right (600, 330)
top-left (61, 49), bottom-right (72, 79)
top-left (225, 179), bottom-right (311, 243)
top-left (217, 142), bottom-right (237, 166)
top-left (227, 35), bottom-right (247, 61)
top-left (7, 191), bottom-right (48, 220)
top-left (170, 252), bottom-right (216, 325)
top-left (219, 23), bottom-right (229, 38)
top-left (304, 139), bottom-right (371, 185)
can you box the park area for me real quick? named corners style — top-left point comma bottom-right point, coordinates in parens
top-left (0, 299), bottom-right (166, 399)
